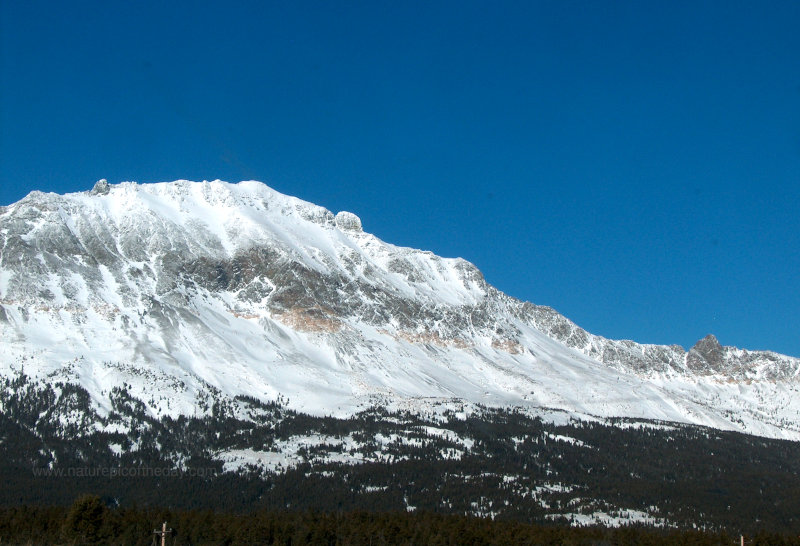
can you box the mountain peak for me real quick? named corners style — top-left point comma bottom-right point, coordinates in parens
top-left (334, 211), bottom-right (362, 232)
top-left (90, 179), bottom-right (110, 195)
top-left (686, 334), bottom-right (725, 373)
top-left (694, 333), bottom-right (722, 351)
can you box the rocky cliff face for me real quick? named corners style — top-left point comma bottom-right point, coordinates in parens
top-left (1, 180), bottom-right (798, 438)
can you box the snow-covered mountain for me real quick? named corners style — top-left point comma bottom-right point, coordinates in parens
top-left (1, 179), bottom-right (799, 439)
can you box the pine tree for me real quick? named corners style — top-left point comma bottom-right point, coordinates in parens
top-left (62, 494), bottom-right (107, 544)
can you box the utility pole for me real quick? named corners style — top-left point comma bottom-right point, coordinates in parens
top-left (153, 521), bottom-right (173, 546)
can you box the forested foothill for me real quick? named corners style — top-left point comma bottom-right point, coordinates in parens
top-left (2, 499), bottom-right (800, 545)
top-left (2, 372), bottom-right (800, 539)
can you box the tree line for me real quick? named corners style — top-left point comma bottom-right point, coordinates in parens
top-left (4, 494), bottom-right (798, 545)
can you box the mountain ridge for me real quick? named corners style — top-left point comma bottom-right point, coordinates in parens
top-left (1, 179), bottom-right (798, 439)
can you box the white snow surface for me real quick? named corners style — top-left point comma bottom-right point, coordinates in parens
top-left (1, 180), bottom-right (799, 440)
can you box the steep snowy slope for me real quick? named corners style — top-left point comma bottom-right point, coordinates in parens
top-left (1, 180), bottom-right (798, 438)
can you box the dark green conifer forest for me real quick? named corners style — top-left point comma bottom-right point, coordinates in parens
top-left (3, 498), bottom-right (800, 545)
top-left (2, 372), bottom-right (800, 543)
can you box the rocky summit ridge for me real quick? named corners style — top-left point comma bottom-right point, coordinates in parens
top-left (1, 179), bottom-right (798, 439)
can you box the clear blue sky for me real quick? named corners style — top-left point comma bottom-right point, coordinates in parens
top-left (2, 1), bottom-right (799, 356)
